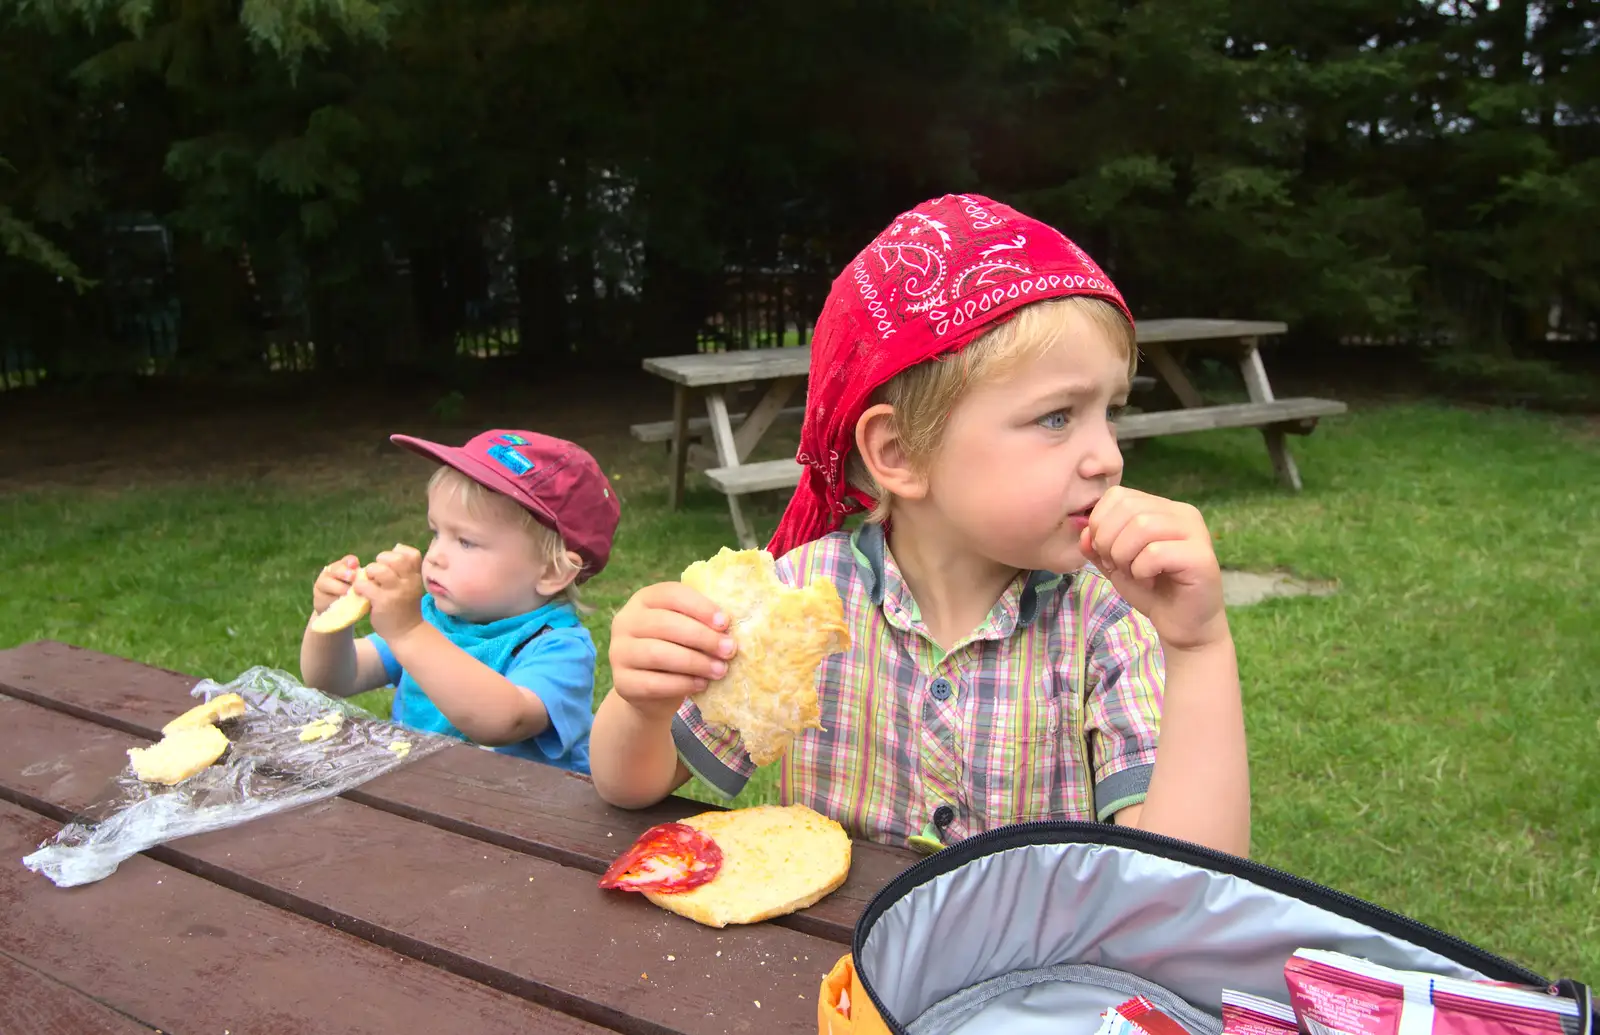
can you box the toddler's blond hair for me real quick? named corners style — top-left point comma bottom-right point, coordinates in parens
top-left (427, 466), bottom-right (590, 612)
top-left (847, 295), bottom-right (1136, 524)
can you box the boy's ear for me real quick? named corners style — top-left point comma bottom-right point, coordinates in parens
top-left (855, 403), bottom-right (927, 503)
top-left (536, 550), bottom-right (584, 597)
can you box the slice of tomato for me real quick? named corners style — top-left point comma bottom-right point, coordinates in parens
top-left (598, 822), bottom-right (723, 894)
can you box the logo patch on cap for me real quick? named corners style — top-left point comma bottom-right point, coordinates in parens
top-left (495, 433), bottom-right (529, 446)
top-left (486, 444), bottom-right (535, 476)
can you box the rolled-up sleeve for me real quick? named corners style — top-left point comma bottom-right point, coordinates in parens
top-left (672, 700), bottom-right (755, 799)
top-left (1080, 581), bottom-right (1165, 821)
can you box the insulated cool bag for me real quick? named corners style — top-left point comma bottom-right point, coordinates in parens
top-left (817, 821), bottom-right (1594, 1035)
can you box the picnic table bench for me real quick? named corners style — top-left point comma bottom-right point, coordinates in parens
top-left (0, 640), bottom-right (917, 1034)
top-left (637, 318), bottom-right (1347, 549)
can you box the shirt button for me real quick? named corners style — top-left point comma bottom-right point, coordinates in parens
top-left (930, 678), bottom-right (953, 701)
top-left (933, 805), bottom-right (956, 829)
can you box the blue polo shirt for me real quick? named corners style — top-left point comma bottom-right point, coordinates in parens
top-left (366, 596), bottom-right (595, 774)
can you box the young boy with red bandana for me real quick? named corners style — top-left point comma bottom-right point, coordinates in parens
top-left (590, 194), bottom-right (1250, 856)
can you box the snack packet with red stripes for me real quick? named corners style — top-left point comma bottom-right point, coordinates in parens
top-left (1223, 989), bottom-right (1301, 1035)
top-left (1119, 996), bottom-right (1193, 1035)
top-left (1092, 996), bottom-right (1198, 1035)
top-left (1284, 949), bottom-right (1584, 1035)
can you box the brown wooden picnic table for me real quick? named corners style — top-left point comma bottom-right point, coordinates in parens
top-left (0, 640), bottom-right (917, 1034)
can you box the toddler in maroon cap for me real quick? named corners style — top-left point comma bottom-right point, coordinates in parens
top-left (300, 430), bottom-right (620, 774)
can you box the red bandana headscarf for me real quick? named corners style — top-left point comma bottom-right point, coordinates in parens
top-left (767, 193), bottom-right (1135, 558)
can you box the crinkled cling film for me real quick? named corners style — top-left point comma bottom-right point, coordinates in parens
top-left (21, 666), bottom-right (450, 888)
top-left (680, 548), bottom-right (851, 766)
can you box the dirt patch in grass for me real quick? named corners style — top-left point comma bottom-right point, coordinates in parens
top-left (1221, 569), bottom-right (1339, 606)
top-left (0, 367), bottom-right (683, 493)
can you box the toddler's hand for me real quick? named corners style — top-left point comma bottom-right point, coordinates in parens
top-left (609, 583), bottom-right (737, 721)
top-left (358, 544), bottom-right (425, 641)
top-left (312, 555), bottom-right (360, 615)
top-left (1081, 486), bottom-right (1229, 652)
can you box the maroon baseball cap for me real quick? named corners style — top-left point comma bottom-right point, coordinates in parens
top-left (390, 429), bottom-right (621, 581)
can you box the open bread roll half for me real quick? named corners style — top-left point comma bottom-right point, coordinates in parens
top-left (642, 804), bottom-right (852, 928)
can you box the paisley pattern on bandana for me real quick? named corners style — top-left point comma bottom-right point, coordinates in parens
top-left (770, 193), bottom-right (1132, 559)
top-left (853, 197), bottom-right (1120, 342)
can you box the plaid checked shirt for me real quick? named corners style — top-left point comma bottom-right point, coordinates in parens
top-left (673, 522), bottom-right (1166, 851)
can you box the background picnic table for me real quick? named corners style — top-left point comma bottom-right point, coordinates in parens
top-left (0, 641), bottom-right (915, 1034)
top-left (635, 318), bottom-right (1348, 547)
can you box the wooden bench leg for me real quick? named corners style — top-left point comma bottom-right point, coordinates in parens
top-left (1237, 338), bottom-right (1303, 491)
top-left (726, 500), bottom-right (759, 549)
top-left (732, 377), bottom-right (802, 460)
top-left (705, 390), bottom-right (760, 548)
top-left (1261, 428), bottom-right (1301, 490)
top-left (1139, 341), bottom-right (1207, 410)
top-left (667, 384), bottom-right (694, 510)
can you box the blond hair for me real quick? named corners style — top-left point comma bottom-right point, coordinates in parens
top-left (847, 295), bottom-right (1136, 524)
top-left (426, 465), bottom-right (591, 612)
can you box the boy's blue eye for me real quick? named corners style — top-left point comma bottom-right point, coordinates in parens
top-left (1037, 410), bottom-right (1068, 430)
top-left (1108, 404), bottom-right (1127, 421)
top-left (458, 538), bottom-right (476, 549)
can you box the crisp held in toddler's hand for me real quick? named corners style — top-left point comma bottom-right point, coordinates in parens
top-left (680, 547), bottom-right (850, 766)
top-left (311, 568), bottom-right (372, 634)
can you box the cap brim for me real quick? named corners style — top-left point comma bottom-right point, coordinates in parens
top-left (390, 433), bottom-right (454, 467)
top-left (389, 433), bottom-right (563, 534)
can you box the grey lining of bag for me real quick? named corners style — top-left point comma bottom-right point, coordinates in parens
top-left (907, 963), bottom-right (1225, 1035)
top-left (860, 841), bottom-right (1501, 1035)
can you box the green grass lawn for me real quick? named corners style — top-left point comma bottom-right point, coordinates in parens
top-left (2, 400), bottom-right (1596, 981)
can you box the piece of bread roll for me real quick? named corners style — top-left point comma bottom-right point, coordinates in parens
top-left (642, 804), bottom-right (852, 928)
top-left (128, 725), bottom-right (231, 786)
top-left (161, 693), bottom-right (247, 735)
top-left (679, 548), bottom-right (849, 766)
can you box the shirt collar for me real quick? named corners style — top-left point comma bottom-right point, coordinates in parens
top-left (849, 521), bottom-right (1070, 636)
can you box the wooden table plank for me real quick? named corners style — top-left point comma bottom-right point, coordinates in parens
top-left (638, 318), bottom-right (1289, 387)
top-left (0, 641), bottom-right (916, 945)
top-left (0, 697), bottom-right (843, 1035)
top-left (1133, 317), bottom-right (1287, 343)
top-left (0, 955), bottom-right (157, 1035)
top-left (0, 799), bottom-right (606, 1035)
top-left (643, 349), bottom-right (810, 388)
top-left (1114, 398), bottom-right (1347, 440)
